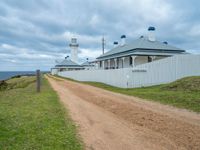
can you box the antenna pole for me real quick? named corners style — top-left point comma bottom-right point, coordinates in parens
top-left (102, 36), bottom-right (105, 54)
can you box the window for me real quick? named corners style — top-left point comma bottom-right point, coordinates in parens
top-left (130, 56), bottom-right (132, 65)
top-left (100, 61), bottom-right (102, 67)
top-left (148, 56), bottom-right (152, 62)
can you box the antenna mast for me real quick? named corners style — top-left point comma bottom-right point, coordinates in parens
top-left (102, 36), bottom-right (105, 54)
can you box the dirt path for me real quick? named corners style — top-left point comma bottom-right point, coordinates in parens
top-left (46, 76), bottom-right (200, 150)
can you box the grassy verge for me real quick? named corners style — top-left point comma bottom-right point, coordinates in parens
top-left (52, 75), bottom-right (200, 113)
top-left (0, 75), bottom-right (82, 150)
top-left (0, 76), bottom-right (36, 91)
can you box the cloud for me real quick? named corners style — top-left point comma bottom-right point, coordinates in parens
top-left (188, 24), bottom-right (200, 37)
top-left (79, 48), bottom-right (102, 60)
top-left (89, 14), bottom-right (101, 27)
top-left (0, 0), bottom-right (199, 71)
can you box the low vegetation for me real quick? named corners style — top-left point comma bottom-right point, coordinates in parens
top-left (0, 81), bottom-right (8, 91)
top-left (161, 76), bottom-right (200, 92)
top-left (53, 75), bottom-right (200, 112)
top-left (0, 75), bottom-right (82, 150)
top-left (0, 76), bottom-right (36, 91)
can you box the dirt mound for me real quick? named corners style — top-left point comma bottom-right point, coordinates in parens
top-left (162, 76), bottom-right (200, 92)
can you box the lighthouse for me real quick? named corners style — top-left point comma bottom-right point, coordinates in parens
top-left (69, 38), bottom-right (79, 63)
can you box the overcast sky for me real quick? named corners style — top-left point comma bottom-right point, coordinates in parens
top-left (0, 0), bottom-right (200, 71)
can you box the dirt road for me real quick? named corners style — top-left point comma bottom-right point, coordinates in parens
top-left (46, 76), bottom-right (200, 150)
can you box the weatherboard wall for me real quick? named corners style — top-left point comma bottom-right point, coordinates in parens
top-left (57, 55), bottom-right (200, 88)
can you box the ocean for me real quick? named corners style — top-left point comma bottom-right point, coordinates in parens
top-left (0, 71), bottom-right (48, 81)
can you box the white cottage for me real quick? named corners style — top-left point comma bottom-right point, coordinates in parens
top-left (51, 57), bottom-right (84, 75)
top-left (95, 27), bottom-right (187, 69)
top-left (81, 58), bottom-right (96, 70)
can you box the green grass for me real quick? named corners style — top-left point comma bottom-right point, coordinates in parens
top-left (52, 75), bottom-right (200, 113)
top-left (0, 75), bottom-right (82, 150)
top-left (0, 76), bottom-right (36, 91)
top-left (161, 76), bottom-right (200, 92)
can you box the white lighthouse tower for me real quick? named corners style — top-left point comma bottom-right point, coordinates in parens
top-left (69, 38), bottom-right (79, 63)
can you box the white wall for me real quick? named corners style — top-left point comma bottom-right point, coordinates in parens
top-left (57, 55), bottom-right (200, 88)
top-left (84, 66), bottom-right (96, 70)
top-left (51, 68), bottom-right (58, 75)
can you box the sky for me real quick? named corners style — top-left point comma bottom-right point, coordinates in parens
top-left (0, 0), bottom-right (200, 71)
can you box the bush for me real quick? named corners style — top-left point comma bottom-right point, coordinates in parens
top-left (11, 75), bottom-right (21, 78)
top-left (0, 81), bottom-right (8, 91)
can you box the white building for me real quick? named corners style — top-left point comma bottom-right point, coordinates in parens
top-left (95, 27), bottom-right (187, 69)
top-left (51, 38), bottom-right (95, 75)
top-left (51, 57), bottom-right (84, 75)
top-left (70, 38), bottom-right (79, 64)
top-left (81, 58), bottom-right (96, 70)
top-left (52, 27), bottom-right (200, 88)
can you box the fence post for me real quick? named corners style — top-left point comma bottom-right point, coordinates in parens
top-left (36, 70), bottom-right (40, 92)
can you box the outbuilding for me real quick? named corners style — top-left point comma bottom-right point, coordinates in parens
top-left (81, 58), bottom-right (96, 70)
top-left (51, 57), bottom-right (83, 75)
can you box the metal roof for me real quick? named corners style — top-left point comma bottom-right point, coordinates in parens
top-left (97, 37), bottom-right (185, 60)
top-left (81, 61), bottom-right (95, 67)
top-left (55, 59), bottom-right (83, 68)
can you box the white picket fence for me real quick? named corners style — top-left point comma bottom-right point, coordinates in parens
top-left (57, 55), bottom-right (200, 88)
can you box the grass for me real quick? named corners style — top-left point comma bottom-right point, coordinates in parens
top-left (2, 76), bottom-right (36, 90)
top-left (52, 75), bottom-right (200, 113)
top-left (0, 75), bottom-right (82, 150)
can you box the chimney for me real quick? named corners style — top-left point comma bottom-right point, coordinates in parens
top-left (140, 35), bottom-right (144, 39)
top-left (121, 35), bottom-right (126, 46)
top-left (163, 41), bottom-right (168, 44)
top-left (148, 26), bottom-right (156, 42)
top-left (113, 41), bottom-right (118, 48)
top-left (69, 38), bottom-right (79, 63)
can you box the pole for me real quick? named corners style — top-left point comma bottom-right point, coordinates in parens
top-left (102, 36), bottom-right (105, 54)
top-left (36, 70), bottom-right (40, 92)
top-left (126, 75), bottom-right (129, 88)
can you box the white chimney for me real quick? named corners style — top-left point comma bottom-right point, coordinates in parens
top-left (121, 35), bottom-right (126, 46)
top-left (69, 38), bottom-right (79, 63)
top-left (148, 26), bottom-right (156, 42)
top-left (113, 41), bottom-right (118, 48)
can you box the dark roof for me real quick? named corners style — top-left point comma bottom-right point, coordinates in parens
top-left (55, 59), bottom-right (83, 68)
top-left (97, 37), bottom-right (186, 60)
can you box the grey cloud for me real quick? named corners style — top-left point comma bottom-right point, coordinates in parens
top-left (0, 0), bottom-right (199, 71)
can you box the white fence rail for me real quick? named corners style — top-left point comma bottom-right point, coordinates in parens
top-left (57, 55), bottom-right (200, 88)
